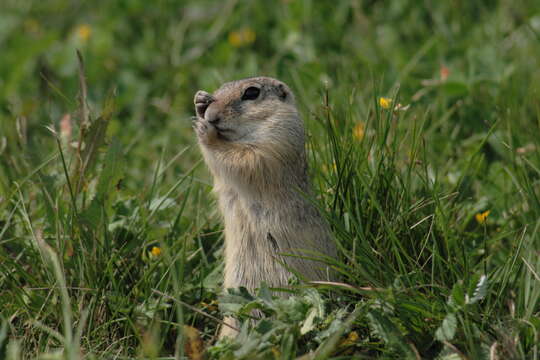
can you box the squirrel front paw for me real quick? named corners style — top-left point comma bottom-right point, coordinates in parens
top-left (193, 90), bottom-right (219, 145)
top-left (193, 117), bottom-right (218, 145)
top-left (194, 90), bottom-right (215, 119)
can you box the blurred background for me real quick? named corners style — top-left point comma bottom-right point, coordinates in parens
top-left (2, 0), bottom-right (540, 188)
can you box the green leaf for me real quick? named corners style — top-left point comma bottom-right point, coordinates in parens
top-left (219, 287), bottom-right (257, 315)
top-left (300, 289), bottom-right (325, 335)
top-left (255, 319), bottom-right (273, 335)
top-left (439, 354), bottom-right (462, 360)
top-left (300, 307), bottom-right (319, 335)
top-left (256, 283), bottom-right (273, 304)
top-left (366, 309), bottom-right (412, 355)
top-left (148, 196), bottom-right (177, 212)
top-left (79, 198), bottom-right (103, 229)
top-left (202, 265), bottom-right (223, 291)
top-left (468, 275), bottom-right (488, 304)
top-left (435, 312), bottom-right (457, 341)
top-left (95, 138), bottom-right (124, 205)
top-left (0, 317), bottom-right (8, 359)
top-left (450, 282), bottom-right (466, 310)
top-left (280, 332), bottom-right (296, 359)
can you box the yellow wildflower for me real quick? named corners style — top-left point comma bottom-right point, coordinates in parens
top-left (228, 28), bottom-right (256, 47)
top-left (150, 246), bottom-right (162, 257)
top-left (379, 97), bottom-right (392, 109)
top-left (340, 331), bottom-right (360, 347)
top-left (352, 122), bottom-right (365, 140)
top-left (76, 24), bottom-right (92, 42)
top-left (322, 161), bottom-right (337, 175)
top-left (475, 210), bottom-right (490, 224)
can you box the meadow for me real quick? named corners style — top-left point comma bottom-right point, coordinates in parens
top-left (1, 0), bottom-right (540, 358)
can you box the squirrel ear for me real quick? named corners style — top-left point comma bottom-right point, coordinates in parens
top-left (276, 84), bottom-right (288, 100)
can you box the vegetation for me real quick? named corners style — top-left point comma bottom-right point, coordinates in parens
top-left (1, 0), bottom-right (539, 358)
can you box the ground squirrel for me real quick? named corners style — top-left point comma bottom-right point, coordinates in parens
top-left (193, 77), bottom-right (337, 336)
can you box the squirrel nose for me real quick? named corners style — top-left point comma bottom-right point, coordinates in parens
top-left (205, 106), bottom-right (221, 125)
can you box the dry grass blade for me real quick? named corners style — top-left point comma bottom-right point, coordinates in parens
top-left (72, 51), bottom-right (115, 195)
top-left (309, 280), bottom-right (381, 292)
top-left (76, 49), bottom-right (89, 129)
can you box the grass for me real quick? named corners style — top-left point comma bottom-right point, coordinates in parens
top-left (1, 0), bottom-right (540, 358)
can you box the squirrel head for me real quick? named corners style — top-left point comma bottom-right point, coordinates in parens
top-left (194, 77), bottom-right (304, 152)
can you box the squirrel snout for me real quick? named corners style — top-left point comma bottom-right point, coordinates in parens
top-left (205, 106), bottom-right (221, 125)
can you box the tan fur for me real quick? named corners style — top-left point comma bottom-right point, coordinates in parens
top-left (193, 77), bottom-right (336, 337)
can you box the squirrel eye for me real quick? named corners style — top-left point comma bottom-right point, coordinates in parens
top-left (241, 87), bottom-right (260, 101)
